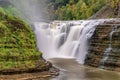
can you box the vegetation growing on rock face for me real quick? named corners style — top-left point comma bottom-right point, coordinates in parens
top-left (0, 7), bottom-right (50, 73)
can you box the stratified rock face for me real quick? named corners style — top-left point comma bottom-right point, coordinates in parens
top-left (85, 20), bottom-right (120, 71)
top-left (0, 7), bottom-right (51, 73)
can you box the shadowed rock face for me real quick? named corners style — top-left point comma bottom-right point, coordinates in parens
top-left (0, 7), bottom-right (51, 74)
top-left (85, 21), bottom-right (120, 71)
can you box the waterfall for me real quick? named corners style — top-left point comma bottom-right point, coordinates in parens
top-left (34, 20), bottom-right (106, 64)
top-left (99, 25), bottom-right (118, 68)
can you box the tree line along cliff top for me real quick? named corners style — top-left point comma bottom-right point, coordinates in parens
top-left (45, 0), bottom-right (120, 20)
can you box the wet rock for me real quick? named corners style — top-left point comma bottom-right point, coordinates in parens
top-left (85, 21), bottom-right (120, 72)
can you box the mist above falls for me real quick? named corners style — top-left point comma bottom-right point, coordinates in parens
top-left (9, 0), bottom-right (47, 22)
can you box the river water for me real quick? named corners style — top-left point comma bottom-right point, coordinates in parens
top-left (49, 58), bottom-right (120, 80)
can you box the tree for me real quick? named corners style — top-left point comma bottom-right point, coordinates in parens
top-left (46, 0), bottom-right (112, 20)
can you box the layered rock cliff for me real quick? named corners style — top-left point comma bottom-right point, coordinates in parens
top-left (85, 20), bottom-right (120, 71)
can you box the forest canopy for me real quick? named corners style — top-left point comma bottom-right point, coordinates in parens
top-left (45, 0), bottom-right (119, 20)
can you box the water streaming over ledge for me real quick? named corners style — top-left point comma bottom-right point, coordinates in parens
top-left (34, 19), bottom-right (119, 64)
top-left (99, 25), bottom-right (118, 68)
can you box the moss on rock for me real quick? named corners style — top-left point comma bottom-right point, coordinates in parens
top-left (0, 7), bottom-right (51, 73)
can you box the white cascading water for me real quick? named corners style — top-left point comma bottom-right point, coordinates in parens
top-left (34, 20), bottom-right (106, 64)
top-left (34, 19), bottom-right (120, 64)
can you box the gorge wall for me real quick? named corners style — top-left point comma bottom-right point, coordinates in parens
top-left (85, 20), bottom-right (120, 71)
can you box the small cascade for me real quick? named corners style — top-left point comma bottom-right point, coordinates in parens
top-left (99, 25), bottom-right (118, 69)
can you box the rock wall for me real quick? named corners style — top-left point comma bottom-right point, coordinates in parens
top-left (85, 20), bottom-right (120, 71)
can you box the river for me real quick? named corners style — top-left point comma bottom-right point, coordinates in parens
top-left (49, 58), bottom-right (120, 80)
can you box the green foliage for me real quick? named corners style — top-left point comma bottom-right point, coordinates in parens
top-left (46, 0), bottom-right (112, 20)
top-left (0, 7), bottom-right (42, 71)
top-left (5, 5), bottom-right (20, 16)
top-left (111, 0), bottom-right (119, 8)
